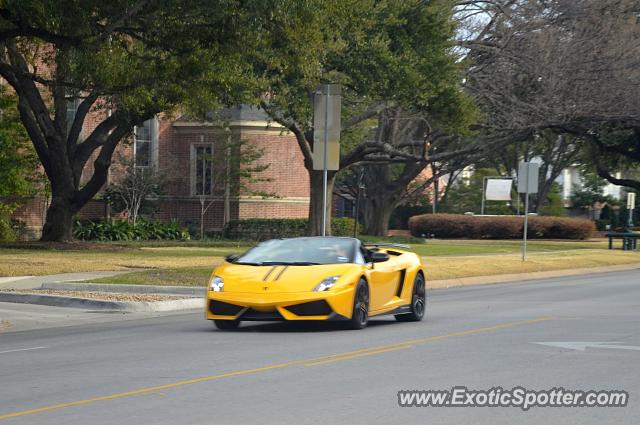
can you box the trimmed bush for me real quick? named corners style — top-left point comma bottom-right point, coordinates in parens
top-left (408, 214), bottom-right (595, 240)
top-left (0, 216), bottom-right (16, 242)
top-left (224, 218), bottom-right (363, 240)
top-left (74, 219), bottom-right (190, 241)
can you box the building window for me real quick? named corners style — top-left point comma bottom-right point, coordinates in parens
top-left (66, 96), bottom-right (82, 136)
top-left (134, 119), bottom-right (153, 167)
top-left (192, 144), bottom-right (214, 196)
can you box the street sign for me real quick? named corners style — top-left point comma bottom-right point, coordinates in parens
top-left (312, 84), bottom-right (342, 236)
top-left (481, 177), bottom-right (513, 215)
top-left (485, 178), bottom-right (513, 201)
top-left (627, 192), bottom-right (636, 210)
top-left (518, 162), bottom-right (539, 262)
top-left (312, 84), bottom-right (341, 171)
top-left (517, 162), bottom-right (539, 194)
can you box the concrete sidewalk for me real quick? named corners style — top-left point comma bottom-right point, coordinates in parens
top-left (0, 272), bottom-right (203, 313)
top-left (0, 271), bottom-right (131, 290)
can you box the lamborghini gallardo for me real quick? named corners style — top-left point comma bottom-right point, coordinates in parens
top-left (205, 236), bottom-right (426, 330)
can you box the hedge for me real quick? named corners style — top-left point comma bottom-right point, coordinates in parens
top-left (74, 219), bottom-right (191, 241)
top-left (224, 218), bottom-right (363, 240)
top-left (408, 214), bottom-right (595, 240)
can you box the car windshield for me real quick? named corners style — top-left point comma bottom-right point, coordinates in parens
top-left (233, 237), bottom-right (356, 265)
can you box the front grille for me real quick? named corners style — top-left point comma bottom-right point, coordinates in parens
top-left (285, 300), bottom-right (333, 316)
top-left (240, 309), bottom-right (285, 321)
top-left (209, 300), bottom-right (244, 316)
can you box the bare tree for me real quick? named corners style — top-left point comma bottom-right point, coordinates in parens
top-left (195, 130), bottom-right (272, 240)
top-left (355, 107), bottom-right (480, 235)
top-left (107, 160), bottom-right (165, 225)
top-left (461, 0), bottom-right (640, 192)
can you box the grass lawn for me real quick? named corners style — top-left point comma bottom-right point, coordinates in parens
top-left (85, 248), bottom-right (640, 287)
top-left (0, 243), bottom-right (251, 277)
top-left (0, 238), bottom-right (635, 285)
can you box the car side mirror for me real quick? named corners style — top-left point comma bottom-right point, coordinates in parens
top-left (370, 251), bottom-right (389, 263)
top-left (225, 254), bottom-right (239, 263)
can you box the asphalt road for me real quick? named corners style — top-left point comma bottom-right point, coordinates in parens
top-left (1, 270), bottom-right (639, 424)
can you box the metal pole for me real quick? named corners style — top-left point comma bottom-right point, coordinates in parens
top-left (522, 167), bottom-right (530, 262)
top-left (321, 91), bottom-right (329, 237)
top-left (353, 187), bottom-right (360, 239)
top-left (353, 169), bottom-right (363, 238)
top-left (523, 194), bottom-right (529, 261)
top-left (481, 176), bottom-right (487, 215)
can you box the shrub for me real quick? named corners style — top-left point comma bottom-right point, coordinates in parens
top-left (224, 218), bottom-right (363, 240)
top-left (74, 219), bottom-right (190, 241)
top-left (331, 217), bottom-right (363, 237)
top-left (408, 213), bottom-right (595, 240)
top-left (0, 215), bottom-right (16, 242)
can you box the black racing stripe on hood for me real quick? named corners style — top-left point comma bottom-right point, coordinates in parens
top-left (263, 266), bottom-right (277, 281)
top-left (273, 266), bottom-right (289, 281)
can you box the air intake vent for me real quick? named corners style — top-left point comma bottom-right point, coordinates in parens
top-left (209, 300), bottom-right (244, 316)
top-left (285, 300), bottom-right (333, 316)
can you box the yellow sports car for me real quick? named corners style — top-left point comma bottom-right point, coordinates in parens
top-left (205, 237), bottom-right (426, 330)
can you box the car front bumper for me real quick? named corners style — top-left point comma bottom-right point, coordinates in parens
top-left (205, 289), bottom-right (354, 321)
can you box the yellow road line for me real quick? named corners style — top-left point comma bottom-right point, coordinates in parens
top-left (0, 316), bottom-right (554, 421)
top-left (293, 316), bottom-right (553, 365)
top-left (303, 345), bottom-right (415, 366)
top-left (0, 363), bottom-right (291, 421)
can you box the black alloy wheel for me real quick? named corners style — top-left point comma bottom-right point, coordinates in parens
top-left (347, 279), bottom-right (369, 330)
top-left (395, 273), bottom-right (426, 322)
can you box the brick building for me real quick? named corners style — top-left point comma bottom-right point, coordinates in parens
top-left (13, 106), bottom-right (310, 238)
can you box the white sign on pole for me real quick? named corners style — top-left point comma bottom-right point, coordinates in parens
top-left (627, 192), bottom-right (636, 210)
top-left (312, 85), bottom-right (341, 171)
top-left (518, 161), bottom-right (540, 262)
top-left (485, 178), bottom-right (513, 201)
top-left (517, 162), bottom-right (539, 194)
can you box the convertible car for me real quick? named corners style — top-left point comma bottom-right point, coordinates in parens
top-left (205, 236), bottom-right (426, 330)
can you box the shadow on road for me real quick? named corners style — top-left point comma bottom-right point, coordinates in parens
top-left (205, 319), bottom-right (400, 333)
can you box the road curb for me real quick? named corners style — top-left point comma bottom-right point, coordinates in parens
top-left (0, 276), bottom-right (35, 285)
top-left (428, 263), bottom-right (640, 289)
top-left (42, 282), bottom-right (204, 296)
top-left (0, 292), bottom-right (204, 312)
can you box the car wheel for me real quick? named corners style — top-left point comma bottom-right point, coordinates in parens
top-left (347, 279), bottom-right (369, 330)
top-left (213, 319), bottom-right (240, 330)
top-left (395, 273), bottom-right (426, 322)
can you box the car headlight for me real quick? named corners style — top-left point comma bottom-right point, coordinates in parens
top-left (209, 275), bottom-right (224, 292)
top-left (313, 275), bottom-right (340, 292)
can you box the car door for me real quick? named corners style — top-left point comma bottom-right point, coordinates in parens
top-left (367, 252), bottom-right (403, 312)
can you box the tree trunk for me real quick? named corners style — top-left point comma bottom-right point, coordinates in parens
top-left (363, 194), bottom-right (396, 237)
top-left (308, 169), bottom-right (337, 236)
top-left (41, 195), bottom-right (77, 242)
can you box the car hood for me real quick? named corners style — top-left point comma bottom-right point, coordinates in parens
top-left (214, 263), bottom-right (359, 293)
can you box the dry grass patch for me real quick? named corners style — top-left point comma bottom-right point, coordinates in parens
top-left (0, 247), bottom-right (230, 277)
top-left (424, 249), bottom-right (640, 281)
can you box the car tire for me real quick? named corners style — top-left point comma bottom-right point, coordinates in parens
top-left (213, 319), bottom-right (240, 330)
top-left (347, 279), bottom-right (369, 330)
top-left (395, 273), bottom-right (426, 322)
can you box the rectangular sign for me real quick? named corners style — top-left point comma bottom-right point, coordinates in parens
top-left (628, 192), bottom-right (636, 209)
top-left (517, 162), bottom-right (539, 194)
top-left (485, 178), bottom-right (513, 201)
top-left (312, 84), bottom-right (341, 170)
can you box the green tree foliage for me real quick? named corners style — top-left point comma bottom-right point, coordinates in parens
top-left (540, 183), bottom-right (566, 217)
top-left (0, 0), bottom-right (312, 241)
top-left (571, 168), bottom-right (619, 209)
top-left (0, 85), bottom-right (38, 240)
top-left (260, 0), bottom-right (475, 234)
